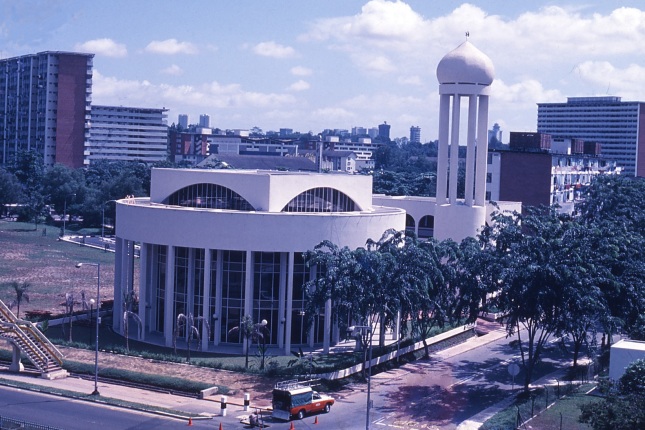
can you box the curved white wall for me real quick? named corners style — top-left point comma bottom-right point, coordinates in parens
top-left (116, 199), bottom-right (405, 252)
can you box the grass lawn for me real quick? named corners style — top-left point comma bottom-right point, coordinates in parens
top-left (0, 220), bottom-right (126, 315)
top-left (481, 383), bottom-right (600, 430)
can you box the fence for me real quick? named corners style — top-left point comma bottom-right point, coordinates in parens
top-left (514, 361), bottom-right (600, 430)
top-left (0, 415), bottom-right (65, 430)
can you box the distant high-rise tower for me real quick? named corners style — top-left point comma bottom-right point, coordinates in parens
top-left (378, 122), bottom-right (390, 139)
top-left (0, 51), bottom-right (94, 168)
top-left (199, 114), bottom-right (210, 128)
top-left (410, 126), bottom-right (421, 143)
top-left (488, 123), bottom-right (502, 144)
top-left (178, 114), bottom-right (189, 129)
top-left (434, 41), bottom-right (494, 242)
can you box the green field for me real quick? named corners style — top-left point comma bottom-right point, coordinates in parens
top-left (0, 220), bottom-right (121, 315)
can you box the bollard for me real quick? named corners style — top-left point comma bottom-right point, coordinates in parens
top-left (244, 393), bottom-right (250, 411)
top-left (220, 395), bottom-right (227, 417)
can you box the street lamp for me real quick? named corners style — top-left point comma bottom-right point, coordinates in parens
top-left (351, 325), bottom-right (373, 430)
top-left (102, 200), bottom-right (118, 238)
top-left (76, 262), bottom-right (100, 396)
top-left (62, 193), bottom-right (76, 238)
top-left (89, 299), bottom-right (95, 346)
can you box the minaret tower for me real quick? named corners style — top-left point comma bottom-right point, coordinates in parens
top-left (434, 40), bottom-right (494, 242)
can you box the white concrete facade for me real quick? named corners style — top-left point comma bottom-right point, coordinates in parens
top-left (86, 105), bottom-right (168, 165)
top-left (114, 169), bottom-right (405, 354)
top-left (434, 41), bottom-right (494, 242)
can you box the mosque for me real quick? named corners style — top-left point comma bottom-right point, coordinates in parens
top-left (112, 41), bottom-right (519, 353)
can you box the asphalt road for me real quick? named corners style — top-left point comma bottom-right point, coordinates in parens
top-left (0, 330), bottom-right (573, 430)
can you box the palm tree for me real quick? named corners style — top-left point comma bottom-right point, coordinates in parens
top-left (173, 312), bottom-right (210, 362)
top-left (228, 315), bottom-right (270, 369)
top-left (7, 281), bottom-right (30, 319)
top-left (123, 290), bottom-right (143, 352)
top-left (62, 292), bottom-right (75, 342)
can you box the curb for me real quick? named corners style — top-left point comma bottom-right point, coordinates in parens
top-left (0, 377), bottom-right (212, 421)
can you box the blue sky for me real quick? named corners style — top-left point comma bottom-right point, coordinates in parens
top-left (3, 0), bottom-right (645, 141)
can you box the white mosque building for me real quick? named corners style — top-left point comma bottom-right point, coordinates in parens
top-left (112, 41), bottom-right (519, 354)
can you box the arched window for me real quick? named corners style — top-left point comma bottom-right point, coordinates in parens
top-left (418, 215), bottom-right (434, 239)
top-left (405, 214), bottom-right (416, 233)
top-left (165, 183), bottom-right (255, 211)
top-left (282, 187), bottom-right (358, 213)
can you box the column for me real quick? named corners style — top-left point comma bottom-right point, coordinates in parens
top-left (284, 252), bottom-right (294, 355)
top-left (436, 94), bottom-right (451, 204)
top-left (202, 249), bottom-right (211, 351)
top-left (164, 245), bottom-right (175, 347)
top-left (464, 95), bottom-right (477, 206)
top-left (113, 237), bottom-right (123, 333)
top-left (449, 95), bottom-right (461, 204)
top-left (475, 95), bottom-right (490, 206)
top-left (187, 248), bottom-right (195, 319)
top-left (138, 243), bottom-right (148, 341)
top-left (277, 252), bottom-right (287, 349)
top-left (214, 250), bottom-right (223, 345)
top-left (149, 245), bottom-right (158, 332)
top-left (323, 299), bottom-right (332, 353)
top-left (243, 250), bottom-right (253, 356)
top-left (308, 265), bottom-right (316, 348)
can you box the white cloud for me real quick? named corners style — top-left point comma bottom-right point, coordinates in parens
top-left (287, 80), bottom-right (310, 91)
top-left (91, 70), bottom-right (297, 110)
top-left (74, 38), bottom-right (127, 58)
top-left (491, 78), bottom-right (564, 108)
top-left (291, 66), bottom-right (313, 76)
top-left (397, 75), bottom-right (423, 86)
top-left (160, 64), bottom-right (184, 76)
top-left (145, 39), bottom-right (198, 55)
top-left (365, 55), bottom-right (395, 72)
top-left (299, 2), bottom-right (645, 77)
top-left (576, 61), bottom-right (645, 97)
top-left (311, 107), bottom-right (356, 121)
top-left (252, 41), bottom-right (298, 59)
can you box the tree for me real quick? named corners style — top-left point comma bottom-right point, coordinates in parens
top-left (123, 290), bottom-right (143, 352)
top-left (172, 311), bottom-right (209, 362)
top-left (62, 292), bottom-right (75, 342)
top-left (0, 169), bottom-right (23, 216)
top-left (480, 207), bottom-right (573, 391)
top-left (580, 359), bottom-right (645, 429)
top-left (227, 315), bottom-right (268, 368)
top-left (9, 151), bottom-right (48, 229)
top-left (43, 163), bottom-right (86, 219)
top-left (6, 281), bottom-right (30, 319)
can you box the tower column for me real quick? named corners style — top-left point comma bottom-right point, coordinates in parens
top-left (449, 95), bottom-right (461, 204)
top-left (465, 95), bottom-right (478, 206)
top-left (475, 95), bottom-right (490, 206)
top-left (436, 94), bottom-right (451, 205)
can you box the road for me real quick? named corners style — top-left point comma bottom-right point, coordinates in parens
top-left (0, 329), bottom-right (573, 430)
top-left (348, 330), bottom-right (571, 430)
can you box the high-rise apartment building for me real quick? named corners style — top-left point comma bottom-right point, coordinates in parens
top-left (178, 114), bottom-right (189, 129)
top-left (410, 126), bottom-right (421, 143)
top-left (378, 122), bottom-right (390, 139)
top-left (0, 51), bottom-right (94, 168)
top-left (537, 96), bottom-right (645, 176)
top-left (199, 114), bottom-right (210, 128)
top-left (86, 105), bottom-right (168, 165)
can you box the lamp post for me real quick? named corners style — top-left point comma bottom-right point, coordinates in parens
top-left (76, 262), bottom-right (100, 395)
top-left (102, 200), bottom-right (118, 238)
top-left (351, 325), bottom-right (373, 430)
top-left (89, 299), bottom-right (95, 346)
top-left (62, 193), bottom-right (76, 238)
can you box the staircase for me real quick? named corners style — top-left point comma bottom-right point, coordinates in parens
top-left (0, 299), bottom-right (67, 379)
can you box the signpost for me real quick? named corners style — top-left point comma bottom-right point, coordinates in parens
top-left (508, 363), bottom-right (520, 391)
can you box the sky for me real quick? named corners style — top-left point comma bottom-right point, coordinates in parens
top-left (3, 0), bottom-right (645, 141)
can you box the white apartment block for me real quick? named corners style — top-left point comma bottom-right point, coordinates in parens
top-left (537, 96), bottom-right (645, 176)
top-left (86, 105), bottom-right (168, 165)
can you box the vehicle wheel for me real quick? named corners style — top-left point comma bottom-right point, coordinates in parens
top-left (324, 403), bottom-right (331, 413)
top-left (297, 410), bottom-right (305, 420)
